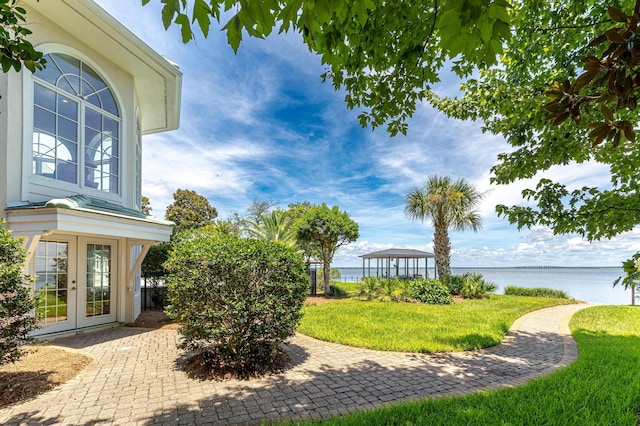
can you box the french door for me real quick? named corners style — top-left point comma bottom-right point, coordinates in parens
top-left (35, 237), bottom-right (117, 334)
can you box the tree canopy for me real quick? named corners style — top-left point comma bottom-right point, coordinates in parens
top-left (428, 0), bottom-right (640, 243)
top-left (145, 0), bottom-right (640, 247)
top-left (144, 0), bottom-right (512, 136)
top-left (296, 204), bottom-right (359, 295)
top-left (164, 188), bottom-right (218, 233)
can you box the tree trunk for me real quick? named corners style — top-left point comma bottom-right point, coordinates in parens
top-left (433, 225), bottom-right (451, 278)
top-left (323, 260), bottom-right (332, 296)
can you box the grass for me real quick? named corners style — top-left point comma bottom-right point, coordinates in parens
top-left (331, 281), bottom-right (360, 294)
top-left (293, 305), bottom-right (640, 425)
top-left (298, 295), bottom-right (575, 352)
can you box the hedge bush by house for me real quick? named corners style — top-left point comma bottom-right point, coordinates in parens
top-left (165, 230), bottom-right (308, 375)
top-left (0, 220), bottom-right (40, 365)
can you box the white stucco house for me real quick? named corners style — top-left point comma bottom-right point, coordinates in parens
top-left (0, 0), bottom-right (182, 336)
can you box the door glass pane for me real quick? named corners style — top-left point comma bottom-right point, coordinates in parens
top-left (35, 241), bottom-right (69, 324)
top-left (86, 243), bottom-right (111, 317)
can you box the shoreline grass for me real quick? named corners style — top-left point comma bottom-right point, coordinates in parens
top-left (298, 295), bottom-right (575, 352)
top-left (292, 305), bottom-right (640, 425)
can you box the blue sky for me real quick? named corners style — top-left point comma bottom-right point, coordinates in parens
top-left (96, 1), bottom-right (640, 267)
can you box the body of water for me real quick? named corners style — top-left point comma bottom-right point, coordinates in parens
top-left (332, 266), bottom-right (635, 305)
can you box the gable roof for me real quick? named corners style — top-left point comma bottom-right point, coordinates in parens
top-left (23, 0), bottom-right (182, 134)
top-left (360, 248), bottom-right (434, 259)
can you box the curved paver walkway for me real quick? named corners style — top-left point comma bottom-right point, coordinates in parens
top-left (0, 303), bottom-right (590, 425)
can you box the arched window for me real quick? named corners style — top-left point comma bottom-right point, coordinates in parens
top-left (32, 53), bottom-right (120, 194)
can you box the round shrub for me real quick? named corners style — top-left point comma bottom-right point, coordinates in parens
top-left (408, 278), bottom-right (453, 304)
top-left (165, 230), bottom-right (308, 376)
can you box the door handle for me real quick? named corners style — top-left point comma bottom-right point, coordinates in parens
top-left (71, 287), bottom-right (76, 290)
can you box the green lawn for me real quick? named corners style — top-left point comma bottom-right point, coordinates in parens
top-left (294, 305), bottom-right (640, 425)
top-left (298, 295), bottom-right (575, 352)
top-left (331, 281), bottom-right (360, 294)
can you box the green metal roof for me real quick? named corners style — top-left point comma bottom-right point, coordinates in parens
top-left (8, 195), bottom-right (174, 227)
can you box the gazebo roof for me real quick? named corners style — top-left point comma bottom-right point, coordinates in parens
top-left (359, 248), bottom-right (434, 259)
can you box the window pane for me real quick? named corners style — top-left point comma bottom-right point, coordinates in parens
top-left (34, 106), bottom-right (56, 134)
top-left (84, 127), bottom-right (99, 149)
top-left (58, 116), bottom-right (77, 142)
top-left (85, 93), bottom-right (101, 109)
top-left (103, 117), bottom-right (118, 137)
top-left (57, 75), bottom-right (80, 97)
top-left (85, 108), bottom-right (101, 131)
top-left (82, 64), bottom-right (107, 93)
top-left (34, 55), bottom-right (62, 85)
top-left (53, 54), bottom-right (81, 77)
top-left (55, 161), bottom-right (76, 184)
top-left (57, 94), bottom-right (77, 119)
top-left (101, 92), bottom-right (118, 117)
top-left (34, 83), bottom-right (56, 110)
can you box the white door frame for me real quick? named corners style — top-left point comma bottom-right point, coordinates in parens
top-left (32, 237), bottom-right (78, 335)
top-left (77, 237), bottom-right (118, 329)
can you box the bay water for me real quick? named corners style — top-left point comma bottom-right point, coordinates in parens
top-left (333, 266), bottom-right (635, 305)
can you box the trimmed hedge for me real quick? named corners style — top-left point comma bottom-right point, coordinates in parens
top-left (165, 230), bottom-right (308, 375)
top-left (504, 286), bottom-right (569, 299)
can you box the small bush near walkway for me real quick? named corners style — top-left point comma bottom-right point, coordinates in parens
top-left (407, 278), bottom-right (453, 304)
top-left (504, 286), bottom-right (569, 299)
top-left (165, 230), bottom-right (308, 378)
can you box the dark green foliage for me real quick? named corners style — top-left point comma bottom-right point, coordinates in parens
top-left (0, 1), bottom-right (46, 75)
top-left (0, 220), bottom-right (39, 365)
top-left (164, 188), bottom-right (218, 233)
top-left (141, 242), bottom-right (169, 279)
top-left (164, 230), bottom-right (308, 375)
top-left (407, 278), bottom-right (453, 305)
top-left (296, 204), bottom-right (359, 296)
top-left (460, 272), bottom-right (497, 299)
top-left (440, 274), bottom-right (465, 296)
top-left (328, 285), bottom-right (347, 297)
top-left (504, 286), bottom-right (569, 299)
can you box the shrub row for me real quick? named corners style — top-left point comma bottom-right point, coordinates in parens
top-left (504, 286), bottom-right (569, 299)
top-left (356, 272), bottom-right (498, 304)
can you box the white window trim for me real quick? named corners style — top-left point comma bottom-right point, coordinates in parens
top-left (22, 43), bottom-right (127, 204)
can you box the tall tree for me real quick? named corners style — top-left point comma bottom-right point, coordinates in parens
top-left (296, 204), bottom-right (359, 295)
top-left (405, 176), bottom-right (484, 278)
top-left (243, 210), bottom-right (297, 247)
top-left (165, 189), bottom-right (218, 233)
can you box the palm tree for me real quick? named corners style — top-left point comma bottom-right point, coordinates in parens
top-left (404, 175), bottom-right (485, 278)
top-left (242, 210), bottom-right (297, 247)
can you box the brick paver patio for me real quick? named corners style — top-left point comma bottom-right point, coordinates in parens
top-left (0, 303), bottom-right (589, 425)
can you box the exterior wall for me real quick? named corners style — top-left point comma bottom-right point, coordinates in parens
top-left (0, 71), bottom-right (8, 221)
top-left (2, 2), bottom-right (177, 334)
top-left (10, 6), bottom-right (139, 210)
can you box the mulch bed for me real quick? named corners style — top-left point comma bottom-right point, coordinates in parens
top-left (0, 346), bottom-right (93, 408)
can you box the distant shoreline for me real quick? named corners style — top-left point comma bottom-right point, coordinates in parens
top-left (335, 266), bottom-right (621, 270)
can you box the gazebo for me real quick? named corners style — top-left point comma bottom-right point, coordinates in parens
top-left (360, 248), bottom-right (436, 279)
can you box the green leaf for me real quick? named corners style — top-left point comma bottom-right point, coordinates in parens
top-left (192, 0), bottom-right (211, 38)
top-left (223, 15), bottom-right (243, 53)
